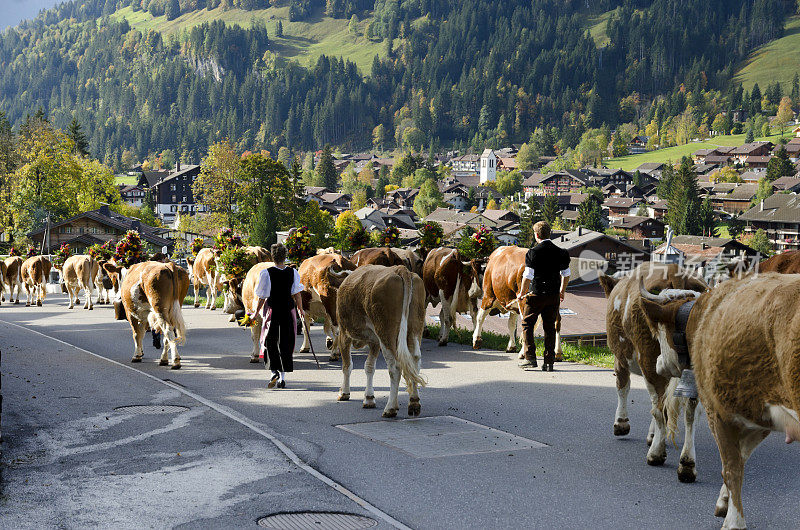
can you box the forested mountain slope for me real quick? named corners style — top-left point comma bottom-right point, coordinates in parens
top-left (0, 0), bottom-right (794, 167)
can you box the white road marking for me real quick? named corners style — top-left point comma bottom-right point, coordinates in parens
top-left (0, 318), bottom-right (411, 530)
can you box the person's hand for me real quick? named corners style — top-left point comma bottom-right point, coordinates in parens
top-left (559, 290), bottom-right (566, 302)
top-left (297, 307), bottom-right (305, 320)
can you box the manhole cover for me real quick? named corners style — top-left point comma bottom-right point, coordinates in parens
top-left (113, 405), bottom-right (190, 414)
top-left (257, 512), bottom-right (377, 529)
top-left (336, 415), bottom-right (547, 458)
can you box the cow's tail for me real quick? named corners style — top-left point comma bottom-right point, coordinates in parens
top-left (396, 269), bottom-right (426, 390)
top-left (170, 268), bottom-right (187, 345)
top-left (663, 377), bottom-right (682, 446)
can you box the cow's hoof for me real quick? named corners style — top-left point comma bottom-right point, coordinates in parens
top-left (228, 314), bottom-right (236, 322)
top-left (299, 347), bottom-right (310, 353)
top-left (555, 353), bottom-right (564, 362)
top-left (472, 338), bottom-right (482, 349)
top-left (328, 355), bottom-right (340, 362)
top-left (408, 401), bottom-right (421, 417)
top-left (14, 300), bottom-right (20, 304)
top-left (646, 433), bottom-right (654, 446)
top-left (88, 306), bottom-right (93, 310)
top-left (131, 356), bottom-right (143, 363)
top-left (25, 303), bottom-right (30, 307)
top-left (505, 346), bottom-right (516, 353)
top-left (714, 503), bottom-right (728, 518)
top-left (518, 351), bottom-right (525, 360)
top-left (326, 337), bottom-right (334, 350)
top-left (337, 393), bottom-right (350, 401)
top-left (210, 306), bottom-right (216, 311)
top-left (646, 453), bottom-right (667, 466)
top-left (249, 357), bottom-right (260, 363)
top-left (194, 303), bottom-right (200, 308)
top-left (438, 340), bottom-right (448, 347)
top-left (159, 359), bottom-right (169, 366)
top-left (363, 396), bottom-right (376, 408)
top-left (613, 420), bottom-right (630, 436)
top-left (171, 363), bottom-right (181, 370)
top-left (37, 301), bottom-right (42, 306)
top-left (677, 460), bottom-right (697, 483)
top-left (68, 305), bottom-right (74, 310)
top-left (382, 408), bottom-right (398, 418)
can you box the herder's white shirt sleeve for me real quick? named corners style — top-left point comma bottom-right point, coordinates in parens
top-left (254, 269), bottom-right (271, 299)
top-left (290, 269), bottom-right (305, 295)
top-left (560, 267), bottom-right (571, 277)
top-left (522, 267), bottom-right (535, 280)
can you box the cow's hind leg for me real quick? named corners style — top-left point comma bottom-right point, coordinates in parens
top-left (130, 318), bottom-right (146, 362)
top-left (250, 321), bottom-right (262, 363)
top-left (382, 353), bottom-right (400, 418)
top-left (66, 284), bottom-right (76, 309)
top-left (163, 325), bottom-right (180, 369)
top-left (438, 291), bottom-right (451, 346)
top-left (362, 345), bottom-right (379, 408)
top-left (472, 307), bottom-right (489, 349)
top-left (505, 311), bottom-right (520, 355)
top-left (299, 317), bottom-right (311, 353)
top-left (337, 336), bottom-right (352, 401)
top-left (85, 280), bottom-right (94, 310)
top-left (677, 397), bottom-right (699, 483)
top-left (644, 382), bottom-right (668, 466)
top-left (613, 347), bottom-right (633, 436)
top-left (407, 339), bottom-right (422, 417)
top-left (193, 280), bottom-right (201, 308)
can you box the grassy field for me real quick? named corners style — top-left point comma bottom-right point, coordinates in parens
top-left (605, 131), bottom-right (791, 171)
top-left (426, 324), bottom-right (613, 369)
top-left (585, 9), bottom-right (613, 48)
top-left (111, 5), bottom-right (388, 74)
top-left (114, 175), bottom-right (138, 186)
top-left (183, 295), bottom-right (225, 309)
top-left (736, 15), bottom-right (800, 91)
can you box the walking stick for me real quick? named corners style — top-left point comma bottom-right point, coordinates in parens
top-left (298, 310), bottom-right (321, 369)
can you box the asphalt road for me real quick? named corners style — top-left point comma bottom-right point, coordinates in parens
top-left (2, 295), bottom-right (799, 529)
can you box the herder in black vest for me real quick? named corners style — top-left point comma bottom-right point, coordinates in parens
top-left (252, 243), bottom-right (305, 389)
top-left (517, 221), bottom-right (571, 372)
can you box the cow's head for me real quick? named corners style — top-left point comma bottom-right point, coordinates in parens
top-left (327, 267), bottom-right (352, 288)
top-left (598, 271), bottom-right (621, 297)
top-left (637, 276), bottom-right (702, 378)
top-left (462, 259), bottom-right (484, 300)
top-left (97, 260), bottom-right (115, 290)
top-left (222, 277), bottom-right (244, 315)
top-left (102, 262), bottom-right (125, 292)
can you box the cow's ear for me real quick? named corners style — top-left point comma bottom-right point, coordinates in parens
top-left (598, 272), bottom-right (619, 297)
top-left (103, 262), bottom-right (123, 275)
top-left (639, 296), bottom-right (674, 326)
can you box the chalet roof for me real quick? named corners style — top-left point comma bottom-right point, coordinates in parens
top-left (481, 208), bottom-right (519, 222)
top-left (603, 197), bottom-right (641, 208)
top-left (611, 216), bottom-right (664, 229)
top-left (704, 155), bottom-right (733, 164)
top-left (724, 183), bottom-right (758, 201)
top-left (740, 193), bottom-right (800, 223)
top-left (320, 192), bottom-right (351, 203)
top-left (153, 164), bottom-right (200, 187)
top-left (306, 186), bottom-right (332, 197)
top-left (771, 176), bottom-right (800, 191)
top-left (452, 154), bottom-right (479, 162)
top-left (710, 183), bottom-right (737, 194)
top-left (141, 170), bottom-right (170, 188)
top-left (693, 149), bottom-right (715, 157)
top-left (731, 141), bottom-right (773, 155)
top-left (551, 228), bottom-right (648, 255)
top-left (745, 155), bottom-right (772, 164)
top-left (693, 163), bottom-right (719, 174)
top-left (739, 171), bottom-right (762, 182)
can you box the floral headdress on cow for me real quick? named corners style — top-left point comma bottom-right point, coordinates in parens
top-left (418, 221), bottom-right (443, 252)
top-left (379, 225), bottom-right (400, 248)
top-left (8, 246), bottom-right (20, 257)
top-left (214, 228), bottom-right (243, 252)
top-left (347, 226), bottom-right (370, 251)
top-left (52, 243), bottom-right (71, 270)
top-left (457, 225), bottom-right (496, 260)
top-left (88, 240), bottom-right (115, 262)
top-left (26, 247), bottom-right (39, 258)
top-left (285, 226), bottom-right (315, 264)
top-left (114, 230), bottom-right (147, 268)
top-left (191, 237), bottom-right (205, 258)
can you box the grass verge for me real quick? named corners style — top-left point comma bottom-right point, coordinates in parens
top-left (426, 324), bottom-right (614, 369)
top-left (183, 295), bottom-right (225, 309)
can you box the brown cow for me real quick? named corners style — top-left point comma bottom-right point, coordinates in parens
top-left (598, 263), bottom-right (708, 483)
top-left (0, 260), bottom-right (5, 306)
top-left (757, 249), bottom-right (800, 273)
top-left (389, 247), bottom-right (424, 276)
top-left (21, 255), bottom-right (52, 307)
top-left (118, 261), bottom-right (190, 368)
top-left (94, 260), bottom-right (116, 304)
top-left (638, 272), bottom-right (800, 529)
top-left (335, 265), bottom-right (426, 417)
top-left (221, 246), bottom-right (273, 319)
top-left (471, 245), bottom-right (562, 358)
top-left (189, 248), bottom-right (222, 309)
top-left (237, 262), bottom-right (273, 363)
top-left (2, 257), bottom-right (24, 304)
top-left (351, 247), bottom-right (406, 268)
top-left (297, 253), bottom-right (357, 359)
top-left (422, 247), bottom-right (483, 346)
top-left (61, 255), bottom-right (99, 310)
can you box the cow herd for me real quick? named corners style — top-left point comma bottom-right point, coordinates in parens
top-left (3, 243), bottom-right (800, 528)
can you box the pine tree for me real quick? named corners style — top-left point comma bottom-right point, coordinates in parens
top-left (67, 117), bottom-right (89, 157)
top-left (519, 196), bottom-right (543, 247)
top-left (699, 197), bottom-right (715, 237)
top-left (576, 196), bottom-right (603, 232)
top-left (542, 195), bottom-right (559, 225)
top-left (250, 196), bottom-right (278, 247)
top-left (276, 20), bottom-right (284, 38)
top-left (792, 73), bottom-right (800, 108)
top-left (766, 147), bottom-right (795, 182)
top-left (166, 0), bottom-right (181, 21)
top-left (745, 127), bottom-right (754, 143)
top-left (667, 158), bottom-right (701, 235)
top-left (316, 144), bottom-right (338, 190)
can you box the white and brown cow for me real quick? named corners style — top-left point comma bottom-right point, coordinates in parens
top-left (94, 260), bottom-right (117, 304)
top-left (335, 265), bottom-right (426, 418)
top-left (351, 247), bottom-right (406, 268)
top-left (188, 248), bottom-right (223, 310)
top-left (237, 262), bottom-right (274, 363)
top-left (0, 259), bottom-right (5, 306)
top-left (221, 246), bottom-right (273, 319)
top-left (21, 255), bottom-right (52, 307)
top-left (118, 260), bottom-right (190, 368)
top-left (471, 245), bottom-right (562, 358)
top-left (390, 247), bottom-right (424, 276)
top-left (598, 263), bottom-right (708, 483)
top-left (2, 256), bottom-right (23, 304)
top-left (61, 255), bottom-right (99, 310)
top-left (297, 253), bottom-right (357, 359)
top-left (422, 247), bottom-right (483, 346)
top-left (638, 272), bottom-right (800, 529)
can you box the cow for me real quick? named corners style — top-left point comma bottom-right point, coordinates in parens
top-left (236, 262), bottom-right (274, 363)
top-left (94, 260), bottom-right (116, 304)
top-left (757, 249), bottom-right (800, 273)
top-left (20, 255), bottom-right (52, 307)
top-left (598, 262), bottom-right (708, 483)
top-left (221, 246), bottom-right (273, 319)
top-left (471, 246), bottom-right (563, 359)
top-left (188, 247), bottom-right (223, 310)
top-left (390, 247), bottom-right (424, 276)
top-left (60, 255), bottom-right (99, 310)
top-left (334, 265), bottom-right (426, 418)
top-left (297, 253), bottom-right (357, 359)
top-left (0, 260), bottom-right (5, 306)
top-left (2, 256), bottom-right (24, 304)
top-left (351, 247), bottom-right (406, 268)
top-left (422, 247), bottom-right (483, 346)
top-left (117, 260), bottom-right (190, 368)
top-left (637, 272), bottom-right (800, 529)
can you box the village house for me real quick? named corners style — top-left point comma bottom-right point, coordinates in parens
top-left (384, 187), bottom-right (419, 209)
top-left (740, 194), bottom-right (800, 251)
top-left (551, 228), bottom-right (650, 269)
top-left (609, 216), bottom-right (666, 240)
top-left (150, 162), bottom-right (206, 225)
top-left (731, 141), bottom-right (774, 166)
top-left (451, 153), bottom-right (480, 173)
top-left (711, 183), bottom-right (758, 215)
top-left (118, 184), bottom-right (146, 207)
top-left (629, 136), bottom-right (649, 154)
top-left (353, 206), bottom-right (417, 231)
top-left (654, 236), bottom-right (757, 270)
top-left (604, 197), bottom-right (646, 220)
top-left (27, 204), bottom-right (172, 254)
top-left (771, 176), bottom-right (800, 193)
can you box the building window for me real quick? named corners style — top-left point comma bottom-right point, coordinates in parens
top-left (171, 195), bottom-right (177, 202)
top-left (171, 205), bottom-right (178, 213)
top-left (170, 184), bottom-right (176, 191)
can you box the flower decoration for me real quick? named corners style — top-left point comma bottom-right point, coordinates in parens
top-left (347, 226), bottom-right (370, 251)
top-left (8, 246), bottom-right (20, 256)
top-left (217, 246), bottom-right (256, 288)
top-left (26, 247), bottom-right (39, 258)
top-left (380, 225), bottom-right (400, 248)
top-left (471, 225), bottom-right (496, 258)
top-left (52, 243), bottom-right (72, 269)
top-left (286, 226), bottom-right (315, 264)
top-left (191, 237), bottom-right (205, 257)
top-left (88, 240), bottom-right (115, 262)
top-left (418, 221), bottom-right (444, 251)
top-left (114, 230), bottom-right (147, 268)
top-left (214, 228), bottom-right (243, 252)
